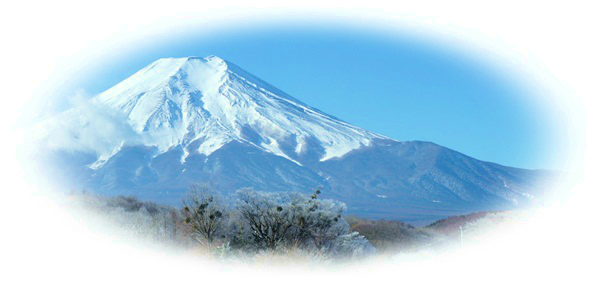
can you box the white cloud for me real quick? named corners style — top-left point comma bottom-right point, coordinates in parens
top-left (30, 94), bottom-right (143, 157)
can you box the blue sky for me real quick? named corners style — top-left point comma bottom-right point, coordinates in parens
top-left (62, 25), bottom-right (556, 170)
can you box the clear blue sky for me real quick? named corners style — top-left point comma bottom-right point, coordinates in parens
top-left (61, 24), bottom-right (556, 170)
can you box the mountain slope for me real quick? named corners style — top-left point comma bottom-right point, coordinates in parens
top-left (25, 56), bottom-right (552, 224)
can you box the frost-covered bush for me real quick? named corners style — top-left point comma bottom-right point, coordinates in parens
top-left (329, 232), bottom-right (376, 258)
top-left (234, 188), bottom-right (357, 255)
top-left (285, 191), bottom-right (349, 250)
top-left (182, 184), bottom-right (227, 247)
top-left (235, 189), bottom-right (301, 250)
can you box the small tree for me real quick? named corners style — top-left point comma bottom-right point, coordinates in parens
top-left (235, 188), bottom-right (350, 252)
top-left (182, 184), bottom-right (226, 248)
top-left (287, 190), bottom-right (348, 250)
top-left (236, 189), bottom-right (296, 250)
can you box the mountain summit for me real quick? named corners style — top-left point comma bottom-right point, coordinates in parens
top-left (28, 56), bottom-right (552, 224)
top-left (94, 56), bottom-right (386, 167)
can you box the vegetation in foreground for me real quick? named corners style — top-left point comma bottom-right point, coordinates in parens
top-left (64, 185), bottom-right (507, 262)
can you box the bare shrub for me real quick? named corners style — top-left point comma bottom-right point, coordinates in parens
top-left (181, 184), bottom-right (227, 247)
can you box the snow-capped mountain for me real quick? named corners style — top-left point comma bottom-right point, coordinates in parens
top-left (38, 56), bottom-right (386, 167)
top-left (26, 56), bottom-right (553, 224)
